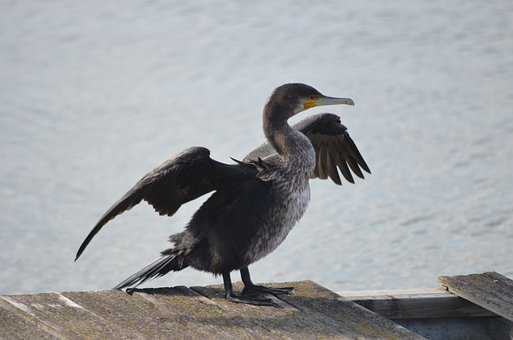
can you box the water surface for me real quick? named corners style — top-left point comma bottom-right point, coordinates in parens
top-left (1, 1), bottom-right (512, 294)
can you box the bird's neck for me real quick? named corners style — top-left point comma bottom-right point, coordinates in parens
top-left (263, 105), bottom-right (315, 169)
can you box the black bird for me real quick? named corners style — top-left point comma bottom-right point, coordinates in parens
top-left (75, 83), bottom-right (370, 306)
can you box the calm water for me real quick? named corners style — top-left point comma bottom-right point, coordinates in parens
top-left (1, 1), bottom-right (513, 295)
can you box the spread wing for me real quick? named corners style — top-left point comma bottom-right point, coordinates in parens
top-left (244, 113), bottom-right (370, 185)
top-left (76, 146), bottom-right (255, 260)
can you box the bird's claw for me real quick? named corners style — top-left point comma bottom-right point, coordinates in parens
top-left (125, 288), bottom-right (139, 295)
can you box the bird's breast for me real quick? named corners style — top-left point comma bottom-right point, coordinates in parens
top-left (242, 179), bottom-right (311, 266)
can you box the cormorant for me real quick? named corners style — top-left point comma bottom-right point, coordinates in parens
top-left (75, 83), bottom-right (370, 306)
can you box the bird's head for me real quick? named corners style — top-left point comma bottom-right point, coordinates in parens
top-left (266, 83), bottom-right (354, 119)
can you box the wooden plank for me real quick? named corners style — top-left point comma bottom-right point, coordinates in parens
top-left (338, 288), bottom-right (495, 319)
top-left (1, 292), bottom-right (134, 339)
top-left (439, 272), bottom-right (513, 322)
top-left (277, 281), bottom-right (426, 339)
top-left (64, 286), bottom-right (252, 339)
top-left (195, 280), bottom-right (426, 339)
top-left (0, 297), bottom-right (60, 339)
top-left (397, 317), bottom-right (512, 340)
top-left (191, 282), bottom-right (325, 339)
top-left (1, 281), bottom-right (427, 339)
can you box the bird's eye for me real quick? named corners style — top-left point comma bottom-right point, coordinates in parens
top-left (309, 96), bottom-right (315, 100)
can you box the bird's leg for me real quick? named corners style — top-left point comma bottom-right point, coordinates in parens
top-left (222, 272), bottom-right (279, 307)
top-left (240, 267), bottom-right (294, 297)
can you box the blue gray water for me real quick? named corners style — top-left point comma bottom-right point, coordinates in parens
top-left (1, 1), bottom-right (513, 295)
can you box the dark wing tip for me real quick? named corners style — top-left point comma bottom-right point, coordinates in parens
top-left (347, 158), bottom-right (365, 179)
top-left (344, 133), bottom-right (371, 174)
top-left (75, 187), bottom-right (143, 261)
top-left (355, 149), bottom-right (371, 174)
top-left (338, 161), bottom-right (355, 184)
top-left (75, 222), bottom-right (103, 261)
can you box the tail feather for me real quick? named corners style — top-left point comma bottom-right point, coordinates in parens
top-left (114, 254), bottom-right (188, 290)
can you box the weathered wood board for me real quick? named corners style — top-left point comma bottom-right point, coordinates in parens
top-left (339, 288), bottom-right (495, 319)
top-left (0, 297), bottom-right (60, 339)
top-left (193, 280), bottom-right (425, 339)
top-left (439, 272), bottom-right (513, 322)
top-left (0, 281), bottom-right (424, 339)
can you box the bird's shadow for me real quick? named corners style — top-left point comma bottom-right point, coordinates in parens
top-left (127, 284), bottom-right (370, 338)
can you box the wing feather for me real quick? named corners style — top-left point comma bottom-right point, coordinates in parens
top-left (318, 144), bottom-right (329, 179)
top-left (244, 113), bottom-right (370, 185)
top-left (326, 152), bottom-right (342, 185)
top-left (76, 146), bottom-right (254, 260)
top-left (337, 156), bottom-right (354, 184)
